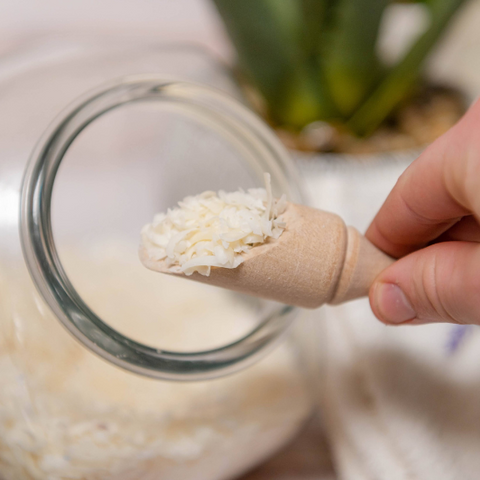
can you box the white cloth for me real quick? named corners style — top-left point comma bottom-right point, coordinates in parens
top-left (298, 156), bottom-right (480, 480)
top-left (321, 301), bottom-right (480, 480)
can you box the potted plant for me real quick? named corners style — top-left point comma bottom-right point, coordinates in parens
top-left (211, 0), bottom-right (467, 155)
top-left (210, 4), bottom-right (473, 475)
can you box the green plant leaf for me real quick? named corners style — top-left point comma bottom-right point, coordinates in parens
top-left (348, 0), bottom-right (467, 136)
top-left (300, 0), bottom-right (331, 58)
top-left (212, 0), bottom-right (333, 128)
top-left (322, 0), bottom-right (391, 117)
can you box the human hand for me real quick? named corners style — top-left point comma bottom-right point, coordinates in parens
top-left (367, 98), bottom-right (480, 326)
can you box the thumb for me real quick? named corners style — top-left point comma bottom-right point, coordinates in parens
top-left (369, 242), bottom-right (480, 325)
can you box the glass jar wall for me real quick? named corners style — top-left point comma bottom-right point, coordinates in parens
top-left (0, 38), bottom-right (315, 479)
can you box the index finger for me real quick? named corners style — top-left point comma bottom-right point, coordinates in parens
top-left (366, 98), bottom-right (480, 258)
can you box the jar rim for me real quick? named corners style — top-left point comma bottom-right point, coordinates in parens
top-left (20, 75), bottom-right (304, 381)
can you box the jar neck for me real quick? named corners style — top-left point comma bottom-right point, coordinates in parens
top-left (20, 76), bottom-right (303, 381)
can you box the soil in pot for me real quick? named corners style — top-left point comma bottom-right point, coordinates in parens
top-left (274, 84), bottom-right (466, 155)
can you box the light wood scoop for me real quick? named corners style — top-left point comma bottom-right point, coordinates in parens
top-left (139, 203), bottom-right (394, 309)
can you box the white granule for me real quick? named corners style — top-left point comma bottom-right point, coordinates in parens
top-left (141, 173), bottom-right (287, 276)
top-left (0, 245), bottom-right (312, 480)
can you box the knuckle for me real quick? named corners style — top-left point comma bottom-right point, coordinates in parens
top-left (468, 269), bottom-right (480, 315)
top-left (419, 250), bottom-right (461, 324)
top-left (399, 187), bottom-right (461, 229)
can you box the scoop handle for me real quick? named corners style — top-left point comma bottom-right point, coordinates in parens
top-left (328, 226), bottom-right (395, 305)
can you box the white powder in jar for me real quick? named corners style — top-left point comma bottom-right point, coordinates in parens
top-left (0, 245), bottom-right (312, 480)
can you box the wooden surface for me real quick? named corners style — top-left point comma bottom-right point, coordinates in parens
top-left (239, 417), bottom-right (337, 480)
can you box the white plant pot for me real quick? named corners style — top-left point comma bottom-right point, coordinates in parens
top-left (292, 148), bottom-right (480, 480)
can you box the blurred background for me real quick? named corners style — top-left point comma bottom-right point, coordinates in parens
top-left (1, 0), bottom-right (479, 93)
top-left (2, 1), bottom-right (480, 480)
top-left (0, 0), bottom-right (228, 57)
top-left (2, 0), bottom-right (479, 152)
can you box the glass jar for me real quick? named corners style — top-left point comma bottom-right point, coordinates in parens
top-left (0, 38), bottom-right (315, 479)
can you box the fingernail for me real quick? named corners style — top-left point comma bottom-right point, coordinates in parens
top-left (373, 283), bottom-right (416, 324)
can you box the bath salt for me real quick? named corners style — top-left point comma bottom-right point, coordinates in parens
top-left (0, 246), bottom-right (312, 480)
top-left (141, 173), bottom-right (287, 276)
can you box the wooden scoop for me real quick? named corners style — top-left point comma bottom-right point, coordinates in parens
top-left (139, 203), bottom-right (394, 309)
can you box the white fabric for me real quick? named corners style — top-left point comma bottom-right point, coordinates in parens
top-left (321, 300), bottom-right (480, 480)
top-left (299, 156), bottom-right (480, 480)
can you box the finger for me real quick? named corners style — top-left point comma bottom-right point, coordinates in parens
top-left (366, 98), bottom-right (480, 258)
top-left (435, 215), bottom-right (480, 243)
top-left (369, 241), bottom-right (480, 326)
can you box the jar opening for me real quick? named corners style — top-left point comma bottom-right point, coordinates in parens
top-left (20, 76), bottom-right (302, 380)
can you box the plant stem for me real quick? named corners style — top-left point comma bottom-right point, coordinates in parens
top-left (321, 0), bottom-right (390, 117)
top-left (212, 0), bottom-right (333, 128)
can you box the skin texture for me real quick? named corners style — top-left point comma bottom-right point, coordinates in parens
top-left (366, 98), bottom-right (480, 326)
